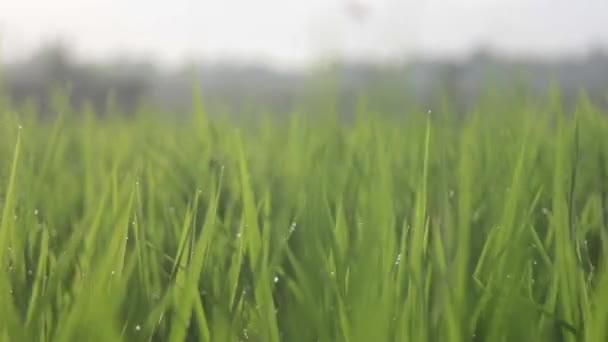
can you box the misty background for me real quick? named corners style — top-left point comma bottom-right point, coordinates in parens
top-left (1, 0), bottom-right (608, 115)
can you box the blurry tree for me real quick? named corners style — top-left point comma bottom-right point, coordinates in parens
top-left (4, 42), bottom-right (152, 116)
top-left (1, 42), bottom-right (607, 117)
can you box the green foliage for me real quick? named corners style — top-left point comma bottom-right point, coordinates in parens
top-left (1, 90), bottom-right (608, 341)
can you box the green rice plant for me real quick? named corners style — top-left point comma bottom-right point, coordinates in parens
top-left (0, 87), bottom-right (607, 341)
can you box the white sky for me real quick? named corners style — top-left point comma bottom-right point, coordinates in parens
top-left (1, 0), bottom-right (607, 68)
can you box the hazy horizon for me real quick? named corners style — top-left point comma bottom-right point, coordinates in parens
top-left (2, 0), bottom-right (608, 69)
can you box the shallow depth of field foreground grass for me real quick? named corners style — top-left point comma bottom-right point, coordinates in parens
top-left (1, 90), bottom-right (608, 342)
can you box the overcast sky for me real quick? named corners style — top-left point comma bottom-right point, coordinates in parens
top-left (1, 0), bottom-right (607, 68)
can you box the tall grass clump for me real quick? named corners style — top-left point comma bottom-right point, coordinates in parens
top-left (0, 88), bottom-right (608, 341)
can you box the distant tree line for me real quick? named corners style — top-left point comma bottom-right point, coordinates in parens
top-left (2, 42), bottom-right (607, 117)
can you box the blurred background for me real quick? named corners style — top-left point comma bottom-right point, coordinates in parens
top-left (1, 0), bottom-right (608, 116)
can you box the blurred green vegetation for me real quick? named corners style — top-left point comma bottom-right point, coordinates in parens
top-left (0, 85), bottom-right (608, 342)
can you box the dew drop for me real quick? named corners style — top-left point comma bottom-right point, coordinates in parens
top-left (135, 325), bottom-right (141, 331)
top-left (34, 209), bottom-right (39, 216)
top-left (273, 276), bottom-right (279, 283)
top-left (395, 253), bottom-right (402, 265)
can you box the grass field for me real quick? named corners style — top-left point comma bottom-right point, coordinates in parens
top-left (1, 88), bottom-right (608, 342)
